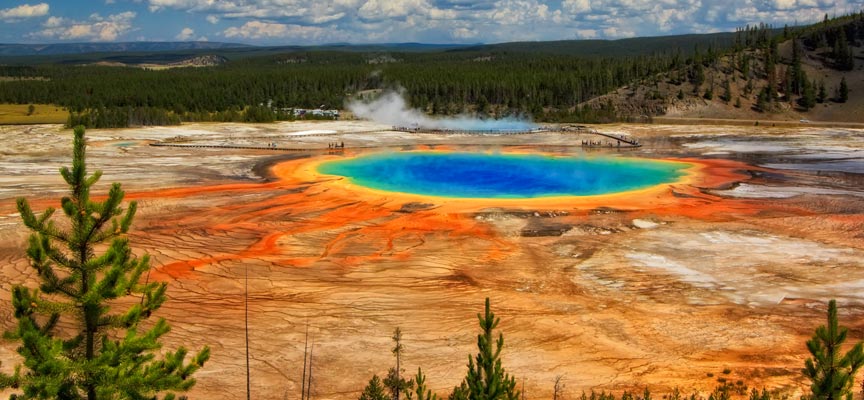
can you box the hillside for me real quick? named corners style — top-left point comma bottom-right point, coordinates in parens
top-left (0, 41), bottom-right (251, 57)
top-left (582, 14), bottom-right (864, 123)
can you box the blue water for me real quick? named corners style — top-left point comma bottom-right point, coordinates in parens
top-left (318, 152), bottom-right (690, 198)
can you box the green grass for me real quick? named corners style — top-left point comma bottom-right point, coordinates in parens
top-left (0, 103), bottom-right (67, 124)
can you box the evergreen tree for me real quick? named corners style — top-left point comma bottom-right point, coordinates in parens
top-left (803, 299), bottom-right (864, 400)
top-left (0, 126), bottom-right (210, 400)
top-left (460, 298), bottom-right (519, 400)
top-left (449, 382), bottom-right (469, 400)
top-left (834, 31), bottom-right (855, 71)
top-left (384, 327), bottom-right (414, 400)
top-left (818, 80), bottom-right (827, 103)
top-left (360, 375), bottom-right (390, 400)
top-left (720, 79), bottom-right (732, 103)
top-left (783, 66), bottom-right (794, 102)
top-left (799, 78), bottom-right (816, 110)
top-left (690, 63), bottom-right (705, 94)
top-left (413, 368), bottom-right (439, 400)
top-left (791, 38), bottom-right (804, 95)
top-left (756, 87), bottom-right (771, 112)
top-left (838, 77), bottom-right (849, 103)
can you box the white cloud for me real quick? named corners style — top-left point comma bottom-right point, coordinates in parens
top-left (176, 27), bottom-right (195, 40)
top-left (562, 0), bottom-right (591, 14)
top-left (489, 0), bottom-right (550, 25)
top-left (43, 16), bottom-right (64, 28)
top-left (602, 26), bottom-right (636, 38)
top-left (772, 0), bottom-right (797, 9)
top-left (0, 2), bottom-right (49, 21)
top-left (105, 0), bottom-right (864, 44)
top-left (575, 29), bottom-right (598, 38)
top-left (148, 0), bottom-right (207, 12)
top-left (309, 12), bottom-right (345, 23)
top-left (224, 21), bottom-right (288, 39)
top-left (222, 20), bottom-right (339, 42)
top-left (452, 27), bottom-right (477, 39)
top-left (31, 11), bottom-right (136, 42)
top-left (358, 0), bottom-right (455, 20)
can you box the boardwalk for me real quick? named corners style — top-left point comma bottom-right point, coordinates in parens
top-left (391, 126), bottom-right (547, 135)
top-left (150, 143), bottom-right (320, 151)
top-left (390, 125), bottom-right (641, 147)
top-left (559, 125), bottom-right (641, 147)
top-left (149, 124), bottom-right (641, 151)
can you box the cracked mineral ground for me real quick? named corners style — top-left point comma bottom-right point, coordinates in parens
top-left (0, 121), bottom-right (862, 399)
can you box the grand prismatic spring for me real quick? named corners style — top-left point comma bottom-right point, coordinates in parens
top-left (0, 121), bottom-right (863, 399)
top-left (317, 152), bottom-right (691, 198)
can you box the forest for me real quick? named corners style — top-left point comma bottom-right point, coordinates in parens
top-left (0, 13), bottom-right (861, 127)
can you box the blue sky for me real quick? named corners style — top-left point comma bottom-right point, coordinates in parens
top-left (1, 0), bottom-right (862, 45)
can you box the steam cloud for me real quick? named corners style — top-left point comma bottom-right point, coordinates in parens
top-left (347, 90), bottom-right (536, 131)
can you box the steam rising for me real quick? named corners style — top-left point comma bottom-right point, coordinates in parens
top-left (347, 90), bottom-right (536, 131)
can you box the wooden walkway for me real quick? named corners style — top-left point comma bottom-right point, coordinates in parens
top-left (149, 124), bottom-right (642, 151)
top-left (150, 143), bottom-right (324, 152)
top-left (558, 125), bottom-right (641, 147)
top-left (391, 127), bottom-right (546, 135)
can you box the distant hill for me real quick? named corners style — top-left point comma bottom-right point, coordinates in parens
top-left (452, 32), bottom-right (742, 56)
top-left (0, 42), bottom-right (477, 65)
top-left (0, 41), bottom-right (252, 57)
top-left (0, 33), bottom-right (747, 65)
top-left (0, 32), bottom-right (766, 66)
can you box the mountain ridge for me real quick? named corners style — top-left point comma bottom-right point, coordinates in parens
top-left (0, 30), bottom-right (751, 60)
top-left (0, 41), bottom-right (252, 57)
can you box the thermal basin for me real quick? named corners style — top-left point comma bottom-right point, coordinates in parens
top-left (317, 151), bottom-right (691, 198)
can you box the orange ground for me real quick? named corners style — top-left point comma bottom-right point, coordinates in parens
top-left (2, 125), bottom-right (863, 400)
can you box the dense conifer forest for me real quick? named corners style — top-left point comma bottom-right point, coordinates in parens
top-left (0, 13), bottom-right (861, 127)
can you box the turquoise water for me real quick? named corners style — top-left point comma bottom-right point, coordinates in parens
top-left (318, 152), bottom-right (689, 198)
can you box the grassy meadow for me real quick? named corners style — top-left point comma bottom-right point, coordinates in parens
top-left (0, 103), bottom-right (67, 124)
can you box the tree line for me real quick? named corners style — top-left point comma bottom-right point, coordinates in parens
top-left (0, 47), bottom-right (706, 127)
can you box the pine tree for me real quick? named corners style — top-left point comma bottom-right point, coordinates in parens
top-left (791, 38), bottom-right (804, 95)
top-left (803, 299), bottom-right (864, 400)
top-left (838, 77), bottom-right (849, 103)
top-left (0, 126), bottom-right (209, 399)
top-left (385, 327), bottom-right (414, 400)
top-left (690, 63), bottom-right (705, 94)
top-left (720, 79), bottom-right (732, 103)
top-left (799, 78), bottom-right (816, 110)
top-left (449, 381), bottom-right (469, 400)
top-left (461, 298), bottom-right (519, 400)
top-left (756, 87), bottom-right (771, 112)
top-left (834, 31), bottom-right (855, 71)
top-left (818, 81), bottom-right (827, 103)
top-left (413, 368), bottom-right (439, 400)
top-left (553, 376), bottom-right (565, 400)
top-left (360, 375), bottom-right (390, 400)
